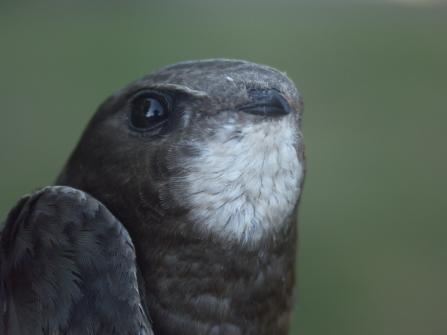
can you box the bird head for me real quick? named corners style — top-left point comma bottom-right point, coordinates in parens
top-left (58, 59), bottom-right (305, 245)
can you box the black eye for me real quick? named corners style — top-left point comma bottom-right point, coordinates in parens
top-left (129, 92), bottom-right (170, 131)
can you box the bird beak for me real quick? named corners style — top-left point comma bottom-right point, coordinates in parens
top-left (238, 89), bottom-right (293, 117)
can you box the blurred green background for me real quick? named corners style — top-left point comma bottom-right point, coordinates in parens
top-left (1, 0), bottom-right (446, 334)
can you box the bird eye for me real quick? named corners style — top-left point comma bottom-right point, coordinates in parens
top-left (129, 92), bottom-right (170, 131)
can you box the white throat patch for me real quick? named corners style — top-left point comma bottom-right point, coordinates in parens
top-left (178, 117), bottom-right (303, 243)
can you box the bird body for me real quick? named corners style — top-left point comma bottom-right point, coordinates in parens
top-left (0, 59), bottom-right (305, 335)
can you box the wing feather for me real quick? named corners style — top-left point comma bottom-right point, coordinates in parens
top-left (0, 186), bottom-right (153, 335)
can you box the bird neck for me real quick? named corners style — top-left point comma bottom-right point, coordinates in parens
top-left (135, 215), bottom-right (297, 335)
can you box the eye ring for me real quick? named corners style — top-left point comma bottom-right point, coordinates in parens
top-left (128, 91), bottom-right (171, 132)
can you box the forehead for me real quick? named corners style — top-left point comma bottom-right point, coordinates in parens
top-left (136, 59), bottom-right (300, 100)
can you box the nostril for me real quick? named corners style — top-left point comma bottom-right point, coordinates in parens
top-left (239, 89), bottom-right (293, 116)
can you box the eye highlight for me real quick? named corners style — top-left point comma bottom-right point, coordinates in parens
top-left (129, 92), bottom-right (170, 132)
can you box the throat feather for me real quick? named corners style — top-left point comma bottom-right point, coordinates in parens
top-left (175, 120), bottom-right (303, 243)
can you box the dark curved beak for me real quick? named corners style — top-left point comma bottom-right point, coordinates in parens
top-left (238, 89), bottom-right (293, 117)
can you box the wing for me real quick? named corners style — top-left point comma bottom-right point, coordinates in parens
top-left (0, 186), bottom-right (153, 335)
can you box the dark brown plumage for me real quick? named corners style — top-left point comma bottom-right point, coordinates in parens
top-left (1, 59), bottom-right (305, 335)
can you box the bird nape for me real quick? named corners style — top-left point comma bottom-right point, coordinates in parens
top-left (0, 59), bottom-right (305, 335)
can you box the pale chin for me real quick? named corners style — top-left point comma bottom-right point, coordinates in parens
top-left (175, 117), bottom-right (303, 244)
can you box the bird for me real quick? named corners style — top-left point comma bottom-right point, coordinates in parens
top-left (0, 59), bottom-right (305, 335)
